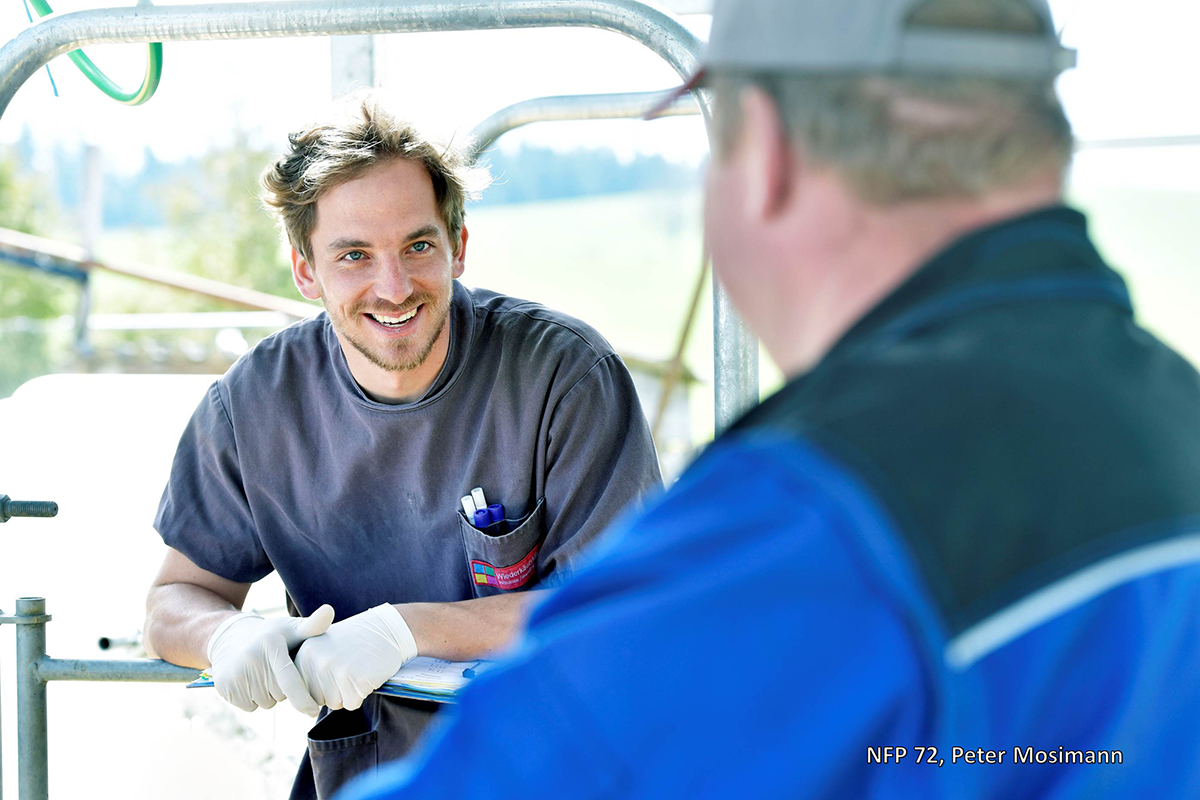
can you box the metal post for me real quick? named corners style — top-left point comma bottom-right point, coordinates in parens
top-left (73, 278), bottom-right (93, 356)
top-left (14, 598), bottom-right (48, 800)
top-left (0, 594), bottom-right (197, 800)
top-left (712, 280), bottom-right (758, 433)
top-left (0, 504), bottom-right (56, 800)
top-left (330, 34), bottom-right (377, 98)
top-left (81, 146), bottom-right (103, 258)
top-left (75, 145), bottom-right (103, 355)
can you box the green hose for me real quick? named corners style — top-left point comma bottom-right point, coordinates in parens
top-left (27, 0), bottom-right (163, 106)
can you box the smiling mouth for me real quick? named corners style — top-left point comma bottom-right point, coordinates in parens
top-left (366, 306), bottom-right (420, 329)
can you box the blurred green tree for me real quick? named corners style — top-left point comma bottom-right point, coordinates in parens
top-left (162, 132), bottom-right (298, 306)
top-left (0, 146), bottom-right (68, 397)
top-left (0, 146), bottom-right (67, 318)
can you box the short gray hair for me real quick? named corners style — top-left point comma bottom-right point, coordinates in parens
top-left (711, 0), bottom-right (1073, 203)
top-left (261, 92), bottom-right (490, 261)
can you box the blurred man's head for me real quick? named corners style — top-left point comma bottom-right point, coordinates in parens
top-left (696, 0), bottom-right (1075, 374)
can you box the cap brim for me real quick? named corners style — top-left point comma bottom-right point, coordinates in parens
top-left (643, 67), bottom-right (708, 121)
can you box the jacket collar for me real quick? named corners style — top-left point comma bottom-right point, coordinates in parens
top-left (821, 205), bottom-right (1116, 364)
top-left (730, 205), bottom-right (1128, 434)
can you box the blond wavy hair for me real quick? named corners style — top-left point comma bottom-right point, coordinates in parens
top-left (261, 92), bottom-right (489, 260)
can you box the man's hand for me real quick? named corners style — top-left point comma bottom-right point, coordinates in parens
top-left (205, 604), bottom-right (335, 716)
top-left (294, 604), bottom-right (419, 711)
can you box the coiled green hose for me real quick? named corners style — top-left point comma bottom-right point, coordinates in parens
top-left (27, 0), bottom-right (163, 105)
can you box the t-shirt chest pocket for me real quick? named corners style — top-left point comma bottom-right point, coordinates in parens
top-left (457, 498), bottom-right (546, 598)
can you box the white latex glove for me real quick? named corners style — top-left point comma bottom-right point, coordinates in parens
top-left (294, 603), bottom-right (418, 712)
top-left (205, 604), bottom-right (335, 717)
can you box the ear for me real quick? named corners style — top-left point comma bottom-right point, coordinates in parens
top-left (737, 86), bottom-right (795, 222)
top-left (451, 226), bottom-right (468, 280)
top-left (291, 248), bottom-right (323, 301)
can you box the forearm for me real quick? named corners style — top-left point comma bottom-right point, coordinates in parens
top-left (143, 583), bottom-right (242, 668)
top-left (397, 590), bottom-right (544, 661)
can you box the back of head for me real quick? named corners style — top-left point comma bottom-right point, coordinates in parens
top-left (260, 91), bottom-right (489, 261)
top-left (707, 0), bottom-right (1075, 203)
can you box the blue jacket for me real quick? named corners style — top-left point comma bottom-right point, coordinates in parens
top-left (340, 207), bottom-right (1200, 799)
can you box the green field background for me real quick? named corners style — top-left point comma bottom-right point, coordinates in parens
top-left (12, 181), bottom-right (1200, 446)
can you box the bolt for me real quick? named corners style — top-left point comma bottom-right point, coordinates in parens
top-left (0, 495), bottom-right (59, 523)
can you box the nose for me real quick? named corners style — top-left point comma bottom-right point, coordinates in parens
top-left (373, 257), bottom-right (414, 307)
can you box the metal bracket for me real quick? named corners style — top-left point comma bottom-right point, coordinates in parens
top-left (0, 612), bottom-right (53, 625)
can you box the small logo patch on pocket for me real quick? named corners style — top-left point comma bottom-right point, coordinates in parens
top-left (471, 545), bottom-right (539, 590)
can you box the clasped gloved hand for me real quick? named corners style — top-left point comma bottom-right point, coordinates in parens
top-left (294, 603), bottom-right (419, 711)
top-left (205, 604), bottom-right (335, 717)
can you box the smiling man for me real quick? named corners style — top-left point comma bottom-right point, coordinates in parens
top-left (141, 94), bottom-right (661, 800)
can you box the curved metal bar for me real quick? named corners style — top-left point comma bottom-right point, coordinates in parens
top-left (0, 0), bottom-right (703, 121)
top-left (469, 89), bottom-right (700, 160)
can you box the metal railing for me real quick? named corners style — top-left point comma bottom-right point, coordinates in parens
top-left (469, 89), bottom-right (700, 158)
top-left (0, 1), bottom-right (705, 120)
top-left (0, 227), bottom-right (320, 320)
top-left (0, 598), bottom-right (200, 800)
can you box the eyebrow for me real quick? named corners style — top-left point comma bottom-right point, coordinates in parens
top-left (325, 226), bottom-right (441, 253)
top-left (404, 225), bottom-right (441, 243)
top-left (326, 237), bottom-right (371, 252)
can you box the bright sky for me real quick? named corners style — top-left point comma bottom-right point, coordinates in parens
top-left (2, 0), bottom-right (1199, 188)
top-left (1, 0), bottom-right (714, 172)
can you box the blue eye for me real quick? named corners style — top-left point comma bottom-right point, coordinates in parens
top-left (343, 251), bottom-right (365, 262)
top-left (411, 242), bottom-right (431, 253)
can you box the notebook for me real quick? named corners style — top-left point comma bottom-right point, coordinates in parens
top-left (187, 656), bottom-right (491, 705)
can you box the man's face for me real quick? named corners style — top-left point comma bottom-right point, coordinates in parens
top-left (293, 158), bottom-right (465, 375)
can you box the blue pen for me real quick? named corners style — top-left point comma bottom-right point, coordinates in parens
top-left (462, 661), bottom-right (482, 678)
top-left (487, 503), bottom-right (508, 535)
top-left (473, 508), bottom-right (490, 529)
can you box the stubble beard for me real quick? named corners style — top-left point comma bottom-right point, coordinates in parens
top-left (330, 288), bottom-right (453, 373)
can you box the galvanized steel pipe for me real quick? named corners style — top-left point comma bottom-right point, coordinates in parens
top-left (0, 0), bottom-right (704, 121)
top-left (15, 598), bottom-right (48, 800)
top-left (35, 658), bottom-right (200, 683)
top-left (713, 282), bottom-right (758, 432)
top-left (469, 89), bottom-right (702, 159)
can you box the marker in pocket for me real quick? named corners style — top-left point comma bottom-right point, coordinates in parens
top-left (462, 487), bottom-right (503, 533)
top-left (460, 495), bottom-right (477, 520)
top-left (471, 487), bottom-right (488, 512)
top-left (474, 507), bottom-right (491, 529)
top-left (487, 503), bottom-right (507, 535)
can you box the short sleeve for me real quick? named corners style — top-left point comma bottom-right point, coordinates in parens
top-left (538, 354), bottom-right (663, 582)
top-left (153, 381), bottom-right (273, 583)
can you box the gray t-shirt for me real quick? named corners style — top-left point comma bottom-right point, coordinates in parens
top-left (154, 282), bottom-right (662, 618)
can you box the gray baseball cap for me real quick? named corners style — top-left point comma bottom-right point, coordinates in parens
top-left (650, 0), bottom-right (1075, 116)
